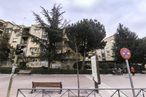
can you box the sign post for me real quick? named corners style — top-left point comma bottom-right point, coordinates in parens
top-left (6, 55), bottom-right (17, 97)
top-left (120, 48), bottom-right (135, 97)
top-left (91, 56), bottom-right (101, 93)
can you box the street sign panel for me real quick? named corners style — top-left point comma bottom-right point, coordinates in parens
top-left (91, 56), bottom-right (98, 83)
top-left (120, 48), bottom-right (131, 60)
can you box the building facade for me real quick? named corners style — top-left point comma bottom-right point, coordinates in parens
top-left (96, 35), bottom-right (116, 62)
top-left (0, 19), bottom-right (23, 48)
top-left (1, 19), bottom-right (77, 68)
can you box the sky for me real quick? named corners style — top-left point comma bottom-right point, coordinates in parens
top-left (0, 0), bottom-right (146, 38)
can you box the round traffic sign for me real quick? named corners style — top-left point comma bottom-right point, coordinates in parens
top-left (120, 48), bottom-right (131, 60)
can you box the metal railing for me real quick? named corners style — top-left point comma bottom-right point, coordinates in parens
top-left (16, 88), bottom-right (146, 97)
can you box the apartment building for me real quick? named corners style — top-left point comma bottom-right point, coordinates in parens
top-left (96, 35), bottom-right (116, 62)
top-left (23, 25), bottom-right (46, 67)
top-left (0, 19), bottom-right (22, 48)
top-left (0, 19), bottom-right (87, 68)
top-left (24, 26), bottom-right (80, 68)
top-left (0, 19), bottom-right (42, 67)
top-left (1, 19), bottom-right (117, 68)
top-left (0, 19), bottom-right (5, 34)
top-left (0, 19), bottom-right (23, 66)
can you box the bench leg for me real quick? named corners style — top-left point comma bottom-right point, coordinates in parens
top-left (59, 89), bottom-right (62, 94)
top-left (31, 88), bottom-right (36, 93)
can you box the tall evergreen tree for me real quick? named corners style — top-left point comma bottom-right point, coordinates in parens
top-left (66, 19), bottom-right (106, 69)
top-left (114, 24), bottom-right (138, 63)
top-left (135, 37), bottom-right (146, 63)
top-left (30, 5), bottom-right (65, 68)
top-left (0, 32), bottom-right (10, 63)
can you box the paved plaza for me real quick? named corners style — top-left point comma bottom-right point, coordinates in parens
top-left (0, 74), bottom-right (146, 97)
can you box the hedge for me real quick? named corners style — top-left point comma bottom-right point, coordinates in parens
top-left (0, 67), bottom-right (19, 74)
top-left (0, 67), bottom-right (115, 74)
top-left (31, 67), bottom-right (92, 74)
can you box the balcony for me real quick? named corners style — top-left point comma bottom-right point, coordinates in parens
top-left (22, 28), bottom-right (30, 38)
top-left (21, 40), bottom-right (28, 45)
top-left (0, 26), bottom-right (4, 31)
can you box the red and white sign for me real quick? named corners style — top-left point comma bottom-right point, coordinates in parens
top-left (120, 48), bottom-right (131, 60)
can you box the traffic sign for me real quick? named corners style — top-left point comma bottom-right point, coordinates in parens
top-left (120, 48), bottom-right (131, 60)
top-left (120, 48), bottom-right (135, 97)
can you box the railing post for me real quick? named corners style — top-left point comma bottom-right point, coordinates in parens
top-left (142, 89), bottom-right (145, 97)
top-left (68, 89), bottom-right (70, 97)
top-left (16, 89), bottom-right (20, 97)
top-left (94, 81), bottom-right (99, 93)
top-left (117, 89), bottom-right (121, 97)
top-left (42, 89), bottom-right (45, 97)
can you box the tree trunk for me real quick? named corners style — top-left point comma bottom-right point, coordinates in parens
top-left (48, 59), bottom-right (51, 69)
top-left (81, 51), bottom-right (86, 70)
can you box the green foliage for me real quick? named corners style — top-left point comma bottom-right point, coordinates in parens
top-left (0, 67), bottom-right (19, 74)
top-left (8, 48), bottom-right (15, 63)
top-left (30, 4), bottom-right (66, 68)
top-left (135, 37), bottom-right (146, 63)
top-left (0, 32), bottom-right (10, 62)
top-left (114, 24), bottom-right (139, 63)
top-left (114, 24), bottom-right (146, 64)
top-left (18, 62), bottom-right (27, 69)
top-left (66, 19), bottom-right (106, 69)
top-left (31, 67), bottom-right (91, 74)
top-left (66, 19), bottom-right (106, 55)
top-left (73, 61), bottom-right (91, 70)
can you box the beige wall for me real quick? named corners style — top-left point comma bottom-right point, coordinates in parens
top-left (0, 19), bottom-right (22, 48)
top-left (26, 25), bottom-right (43, 57)
top-left (9, 25), bottom-right (22, 48)
top-left (0, 19), bottom-right (82, 68)
top-left (96, 35), bottom-right (115, 61)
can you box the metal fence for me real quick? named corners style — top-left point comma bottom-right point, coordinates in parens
top-left (16, 88), bottom-right (146, 97)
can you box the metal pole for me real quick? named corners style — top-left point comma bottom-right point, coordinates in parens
top-left (77, 62), bottom-right (80, 97)
top-left (75, 45), bottom-right (80, 97)
top-left (6, 55), bottom-right (17, 97)
top-left (94, 81), bottom-right (99, 93)
top-left (125, 60), bottom-right (135, 97)
top-left (94, 60), bottom-right (100, 93)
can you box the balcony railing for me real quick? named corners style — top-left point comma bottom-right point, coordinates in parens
top-left (16, 88), bottom-right (146, 97)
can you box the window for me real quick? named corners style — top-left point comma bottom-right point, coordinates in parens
top-left (6, 28), bottom-right (13, 33)
top-left (106, 50), bottom-right (110, 53)
top-left (12, 38), bottom-right (17, 43)
top-left (42, 32), bottom-right (47, 39)
top-left (34, 28), bottom-right (40, 33)
top-left (0, 30), bottom-right (3, 34)
top-left (0, 22), bottom-right (4, 27)
top-left (30, 47), bottom-right (38, 54)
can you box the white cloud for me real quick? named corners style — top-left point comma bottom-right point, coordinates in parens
top-left (138, 0), bottom-right (146, 13)
top-left (0, 0), bottom-right (146, 38)
top-left (0, 8), bottom-right (3, 16)
top-left (72, 0), bottom-right (98, 8)
top-left (63, 0), bottom-right (102, 12)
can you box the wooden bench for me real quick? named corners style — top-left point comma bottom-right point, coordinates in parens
top-left (31, 82), bottom-right (62, 93)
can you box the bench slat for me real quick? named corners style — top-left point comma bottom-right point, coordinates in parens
top-left (32, 82), bottom-right (62, 88)
top-left (31, 82), bottom-right (62, 93)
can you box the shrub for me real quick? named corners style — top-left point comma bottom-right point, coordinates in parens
top-left (0, 67), bottom-right (19, 74)
top-left (31, 67), bottom-right (92, 74)
top-left (18, 62), bottom-right (27, 70)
